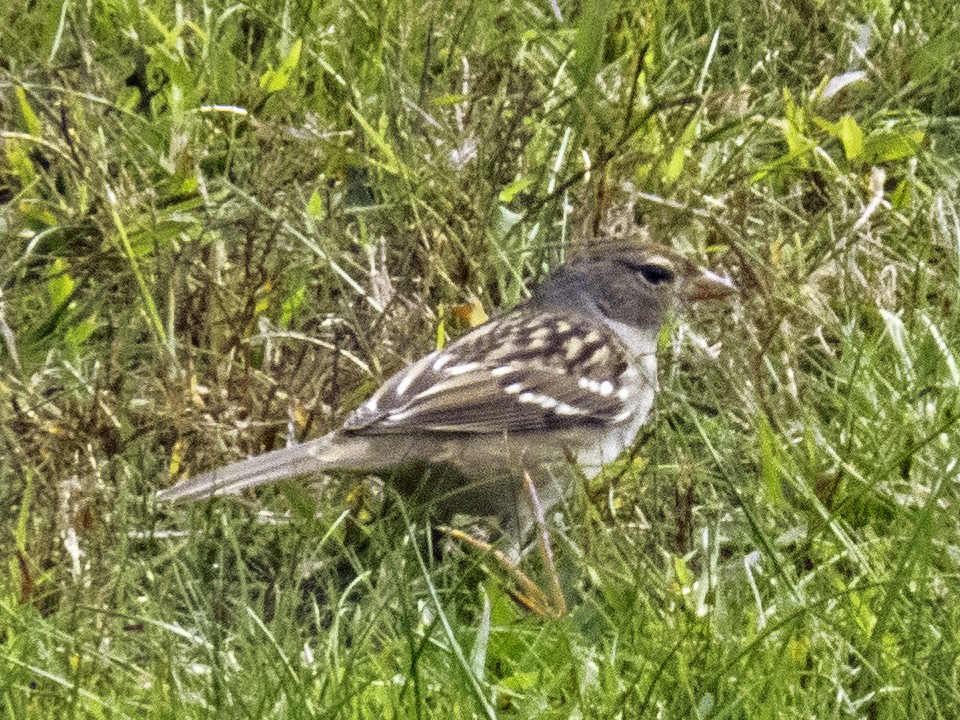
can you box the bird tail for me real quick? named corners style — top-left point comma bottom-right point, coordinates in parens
top-left (155, 433), bottom-right (374, 503)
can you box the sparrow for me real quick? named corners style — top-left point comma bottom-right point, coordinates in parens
top-left (157, 239), bottom-right (734, 561)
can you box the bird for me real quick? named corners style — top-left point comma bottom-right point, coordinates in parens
top-left (156, 238), bottom-right (734, 612)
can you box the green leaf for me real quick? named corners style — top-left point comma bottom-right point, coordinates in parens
top-left (13, 472), bottom-right (32, 552)
top-left (432, 93), bottom-right (469, 106)
top-left (498, 177), bottom-right (533, 203)
top-left (500, 670), bottom-right (538, 693)
top-left (5, 138), bottom-right (36, 187)
top-left (834, 114), bottom-right (864, 160)
top-left (781, 87), bottom-right (809, 156)
top-left (863, 129), bottom-right (924, 163)
top-left (435, 315), bottom-right (446, 350)
top-left (662, 113), bottom-right (700, 183)
top-left (255, 293), bottom-right (270, 315)
top-left (909, 30), bottom-right (960, 87)
top-left (673, 555), bottom-right (693, 588)
top-left (850, 589), bottom-right (878, 637)
top-left (15, 86), bottom-right (42, 137)
top-left (757, 414), bottom-right (784, 506)
top-left (571, 0), bottom-right (612, 90)
top-left (259, 38), bottom-right (303, 93)
top-left (306, 189), bottom-right (325, 219)
top-left (348, 107), bottom-right (402, 176)
top-left (64, 315), bottom-right (98, 349)
top-left (813, 113), bottom-right (864, 160)
top-left (47, 258), bottom-right (76, 308)
top-left (280, 285), bottom-right (306, 328)
top-left (889, 177), bottom-right (912, 209)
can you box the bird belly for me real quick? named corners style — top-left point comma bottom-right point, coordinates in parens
top-left (574, 351), bottom-right (658, 477)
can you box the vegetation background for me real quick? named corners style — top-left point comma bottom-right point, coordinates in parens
top-left (2, 0), bottom-right (959, 716)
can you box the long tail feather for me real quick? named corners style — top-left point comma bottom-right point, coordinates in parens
top-left (155, 433), bottom-right (371, 503)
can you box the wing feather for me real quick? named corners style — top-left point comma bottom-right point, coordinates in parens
top-left (343, 311), bottom-right (641, 436)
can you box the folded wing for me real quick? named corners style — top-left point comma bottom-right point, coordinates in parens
top-left (343, 311), bottom-right (639, 436)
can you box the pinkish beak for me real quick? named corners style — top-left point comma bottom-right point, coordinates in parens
top-left (686, 268), bottom-right (736, 302)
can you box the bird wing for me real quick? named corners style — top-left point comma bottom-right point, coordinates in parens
top-left (342, 311), bottom-right (644, 436)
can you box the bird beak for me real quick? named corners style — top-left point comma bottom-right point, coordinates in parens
top-left (686, 268), bottom-right (736, 302)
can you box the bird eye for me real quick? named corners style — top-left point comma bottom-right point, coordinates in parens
top-left (637, 263), bottom-right (675, 285)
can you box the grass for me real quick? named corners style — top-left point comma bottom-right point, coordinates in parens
top-left (2, 0), bottom-right (960, 716)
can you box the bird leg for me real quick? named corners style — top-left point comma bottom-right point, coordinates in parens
top-left (440, 470), bottom-right (567, 619)
top-left (522, 470), bottom-right (567, 617)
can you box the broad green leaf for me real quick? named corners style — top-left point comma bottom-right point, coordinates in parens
top-left (813, 113), bottom-right (864, 160)
top-left (260, 38), bottom-right (303, 93)
top-left (850, 589), bottom-right (878, 637)
top-left (835, 114), bottom-right (864, 160)
top-left (863, 130), bottom-right (924, 163)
